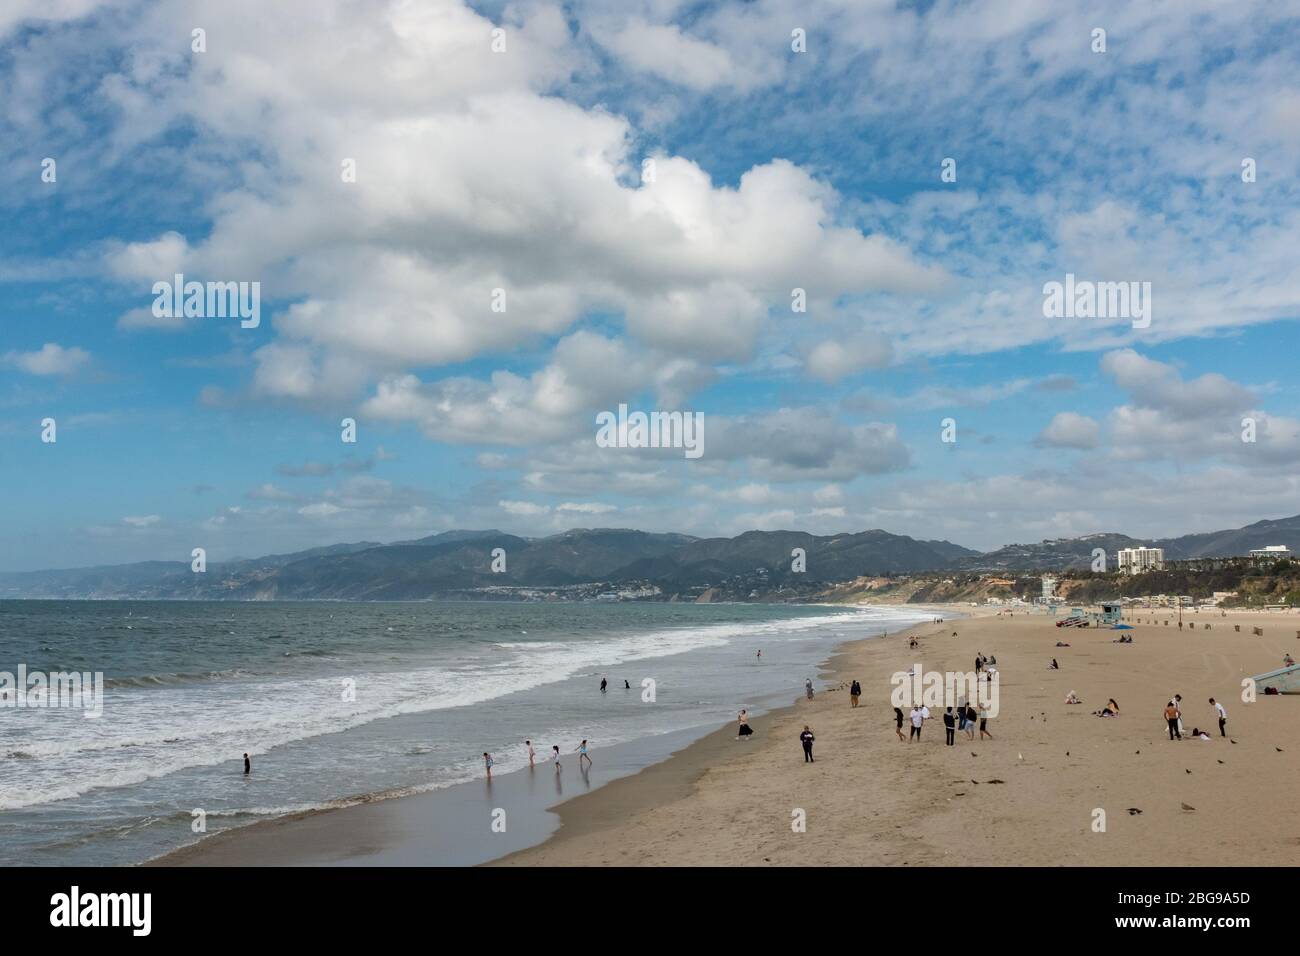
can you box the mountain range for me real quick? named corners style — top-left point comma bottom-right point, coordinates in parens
top-left (3, 514), bottom-right (1299, 601)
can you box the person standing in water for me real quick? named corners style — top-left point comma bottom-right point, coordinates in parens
top-left (483, 752), bottom-right (493, 779)
top-left (805, 679), bottom-right (814, 700)
top-left (552, 744), bottom-right (562, 771)
top-left (525, 739), bottom-right (536, 767)
top-left (600, 677), bottom-right (607, 693)
top-left (800, 725), bottom-right (816, 762)
top-left (624, 679), bottom-right (630, 689)
top-left (243, 753), bottom-right (250, 775)
top-left (576, 739), bottom-right (592, 767)
top-left (756, 649), bottom-right (761, 660)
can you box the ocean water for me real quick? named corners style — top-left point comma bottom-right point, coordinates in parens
top-left (0, 599), bottom-right (932, 866)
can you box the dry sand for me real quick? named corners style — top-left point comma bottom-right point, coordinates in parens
top-left (494, 605), bottom-right (1300, 866)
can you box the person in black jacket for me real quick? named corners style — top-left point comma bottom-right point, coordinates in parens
top-left (800, 725), bottom-right (816, 762)
top-left (943, 707), bottom-right (956, 746)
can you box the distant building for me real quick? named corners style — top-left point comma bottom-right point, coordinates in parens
top-left (1248, 545), bottom-right (1291, 559)
top-left (1040, 575), bottom-right (1058, 602)
top-left (1117, 546), bottom-right (1164, 575)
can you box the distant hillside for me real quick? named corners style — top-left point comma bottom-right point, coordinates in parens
top-left (4, 515), bottom-right (1299, 601)
top-left (0, 528), bottom-right (972, 600)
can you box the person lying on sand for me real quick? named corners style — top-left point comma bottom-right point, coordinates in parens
top-left (1055, 641), bottom-right (1071, 647)
top-left (1065, 691), bottom-right (1082, 704)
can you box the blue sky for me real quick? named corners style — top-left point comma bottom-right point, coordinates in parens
top-left (2, 0), bottom-right (1299, 571)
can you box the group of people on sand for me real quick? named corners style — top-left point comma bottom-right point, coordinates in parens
top-left (889, 700), bottom-right (991, 744)
top-left (1163, 694), bottom-right (1228, 741)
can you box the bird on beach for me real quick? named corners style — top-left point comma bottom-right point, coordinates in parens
top-left (1181, 803), bottom-right (1196, 811)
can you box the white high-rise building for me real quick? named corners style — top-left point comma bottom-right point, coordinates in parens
top-left (1041, 575), bottom-right (1058, 601)
top-left (1249, 545), bottom-right (1291, 558)
top-left (1117, 546), bottom-right (1164, 575)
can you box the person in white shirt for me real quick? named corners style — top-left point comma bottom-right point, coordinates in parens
top-left (1209, 698), bottom-right (1227, 737)
top-left (525, 739), bottom-right (536, 767)
top-left (909, 706), bottom-right (926, 741)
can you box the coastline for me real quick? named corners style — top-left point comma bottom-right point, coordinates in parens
top-left (149, 603), bottom-right (1300, 867)
top-left (148, 605), bottom-right (936, 866)
top-left (486, 612), bottom-right (957, 866)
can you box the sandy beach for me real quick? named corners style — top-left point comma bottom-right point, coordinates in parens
top-left (153, 602), bottom-right (1300, 867)
top-left (495, 605), bottom-right (1300, 866)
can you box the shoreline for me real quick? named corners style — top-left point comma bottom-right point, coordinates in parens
top-left (148, 602), bottom-right (1300, 867)
top-left (497, 604), bottom-right (1300, 866)
top-left (148, 605), bottom-right (938, 866)
top-left (487, 612), bottom-right (957, 866)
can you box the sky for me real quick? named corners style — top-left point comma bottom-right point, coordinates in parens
top-left (2, 0), bottom-right (1299, 572)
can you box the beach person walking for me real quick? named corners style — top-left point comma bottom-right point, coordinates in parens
top-left (964, 702), bottom-right (978, 741)
top-left (850, 680), bottom-right (861, 707)
top-left (805, 679), bottom-right (815, 700)
top-left (1210, 698), bottom-right (1227, 737)
top-left (909, 705), bottom-right (925, 741)
top-left (1173, 694), bottom-right (1185, 735)
top-left (943, 707), bottom-right (955, 746)
top-left (552, 744), bottom-right (562, 771)
top-left (1164, 700), bottom-right (1182, 740)
top-left (576, 739), bottom-right (592, 767)
top-left (526, 739), bottom-right (536, 767)
top-left (978, 702), bottom-right (992, 739)
top-left (483, 752), bottom-right (493, 778)
top-left (737, 709), bottom-right (754, 741)
top-left (624, 680), bottom-right (630, 689)
top-left (894, 706), bottom-right (905, 741)
top-left (800, 725), bottom-right (816, 762)
top-left (243, 753), bottom-right (250, 775)
top-left (756, 649), bottom-right (762, 660)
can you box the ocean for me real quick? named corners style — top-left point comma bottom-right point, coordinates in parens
top-left (0, 599), bottom-right (933, 866)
